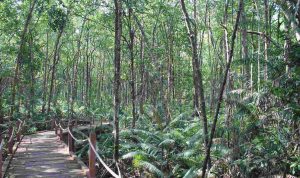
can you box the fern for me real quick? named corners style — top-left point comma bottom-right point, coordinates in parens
top-left (158, 138), bottom-right (175, 148)
top-left (122, 150), bottom-right (157, 160)
top-left (138, 161), bottom-right (164, 178)
top-left (176, 149), bottom-right (195, 158)
top-left (183, 167), bottom-right (197, 178)
top-left (122, 151), bottom-right (143, 159)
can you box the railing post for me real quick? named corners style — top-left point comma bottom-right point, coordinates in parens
top-left (55, 121), bottom-right (58, 135)
top-left (16, 120), bottom-right (21, 142)
top-left (68, 123), bottom-right (74, 153)
top-left (88, 131), bottom-right (96, 178)
top-left (0, 134), bottom-right (3, 178)
top-left (59, 127), bottom-right (63, 141)
top-left (8, 126), bottom-right (13, 154)
top-left (51, 119), bottom-right (55, 130)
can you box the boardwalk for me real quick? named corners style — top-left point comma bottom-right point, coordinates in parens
top-left (6, 131), bottom-right (86, 178)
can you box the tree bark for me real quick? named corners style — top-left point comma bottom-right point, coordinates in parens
top-left (180, 0), bottom-right (209, 169)
top-left (47, 29), bottom-right (64, 117)
top-left (264, 0), bottom-right (269, 80)
top-left (113, 0), bottom-right (122, 163)
top-left (139, 34), bottom-right (146, 115)
top-left (241, 2), bottom-right (250, 87)
top-left (11, 0), bottom-right (36, 118)
top-left (202, 0), bottom-right (243, 176)
top-left (128, 5), bottom-right (137, 129)
top-left (42, 31), bottom-right (49, 114)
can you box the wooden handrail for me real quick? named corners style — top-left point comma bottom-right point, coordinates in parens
top-left (68, 123), bottom-right (74, 153)
top-left (16, 120), bottom-right (21, 141)
top-left (0, 135), bottom-right (3, 178)
top-left (88, 132), bottom-right (96, 178)
top-left (8, 126), bottom-right (15, 154)
top-left (87, 137), bottom-right (121, 178)
top-left (0, 119), bottom-right (25, 178)
top-left (55, 120), bottom-right (121, 178)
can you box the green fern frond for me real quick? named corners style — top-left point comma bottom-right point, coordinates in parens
top-left (158, 138), bottom-right (175, 148)
top-left (183, 167), bottom-right (197, 178)
top-left (122, 151), bottom-right (143, 159)
top-left (138, 160), bottom-right (164, 178)
top-left (176, 149), bottom-right (195, 158)
top-left (141, 143), bottom-right (160, 156)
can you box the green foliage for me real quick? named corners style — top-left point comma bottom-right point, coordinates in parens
top-left (48, 4), bottom-right (68, 32)
top-left (0, 0), bottom-right (299, 177)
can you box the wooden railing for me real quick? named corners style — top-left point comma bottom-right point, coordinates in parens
top-left (54, 120), bottom-right (121, 178)
top-left (0, 119), bottom-right (25, 178)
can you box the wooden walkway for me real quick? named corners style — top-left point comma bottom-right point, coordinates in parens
top-left (6, 131), bottom-right (87, 178)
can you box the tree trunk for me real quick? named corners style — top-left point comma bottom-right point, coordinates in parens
top-left (47, 29), bottom-right (64, 117)
top-left (113, 0), bottom-right (122, 164)
top-left (180, 0), bottom-right (209, 170)
top-left (241, 2), bottom-right (249, 88)
top-left (264, 0), bottom-right (269, 80)
top-left (202, 0), bottom-right (243, 176)
top-left (29, 33), bottom-right (35, 118)
top-left (139, 34), bottom-right (146, 115)
top-left (11, 0), bottom-right (36, 118)
top-left (42, 31), bottom-right (49, 114)
top-left (128, 6), bottom-right (137, 129)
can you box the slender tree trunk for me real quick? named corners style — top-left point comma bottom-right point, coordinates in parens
top-left (86, 29), bottom-right (90, 111)
top-left (113, 0), bottom-right (122, 163)
top-left (47, 29), bottom-right (64, 117)
top-left (264, 0), bottom-right (269, 80)
top-left (42, 32), bottom-right (49, 114)
top-left (29, 33), bottom-right (35, 118)
top-left (139, 34), bottom-right (145, 115)
top-left (165, 21), bottom-right (174, 123)
top-left (223, 0), bottom-right (231, 148)
top-left (11, 0), bottom-right (36, 118)
top-left (128, 6), bottom-right (137, 129)
top-left (180, 0), bottom-right (209, 169)
top-left (202, 0), bottom-right (243, 176)
top-left (241, 2), bottom-right (249, 88)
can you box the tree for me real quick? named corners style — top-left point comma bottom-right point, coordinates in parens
top-left (113, 0), bottom-right (122, 163)
top-left (202, 0), bottom-right (243, 176)
top-left (180, 0), bottom-right (209, 168)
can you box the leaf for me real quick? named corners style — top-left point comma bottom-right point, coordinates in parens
top-left (158, 139), bottom-right (175, 148)
top-left (138, 161), bottom-right (164, 178)
top-left (177, 149), bottom-right (195, 158)
top-left (183, 167), bottom-right (197, 178)
top-left (122, 151), bottom-right (141, 159)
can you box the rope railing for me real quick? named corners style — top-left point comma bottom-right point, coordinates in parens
top-left (17, 120), bottom-right (25, 141)
top-left (54, 120), bottom-right (121, 178)
top-left (88, 138), bottom-right (121, 178)
top-left (8, 127), bottom-right (15, 145)
top-left (67, 127), bottom-right (88, 143)
top-left (1, 129), bottom-right (8, 135)
top-left (0, 136), bottom-right (3, 178)
top-left (58, 123), bottom-right (68, 131)
top-left (16, 120), bottom-right (23, 136)
top-left (0, 138), bottom-right (4, 151)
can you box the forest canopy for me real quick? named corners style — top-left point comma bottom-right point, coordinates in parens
top-left (0, 0), bottom-right (299, 177)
